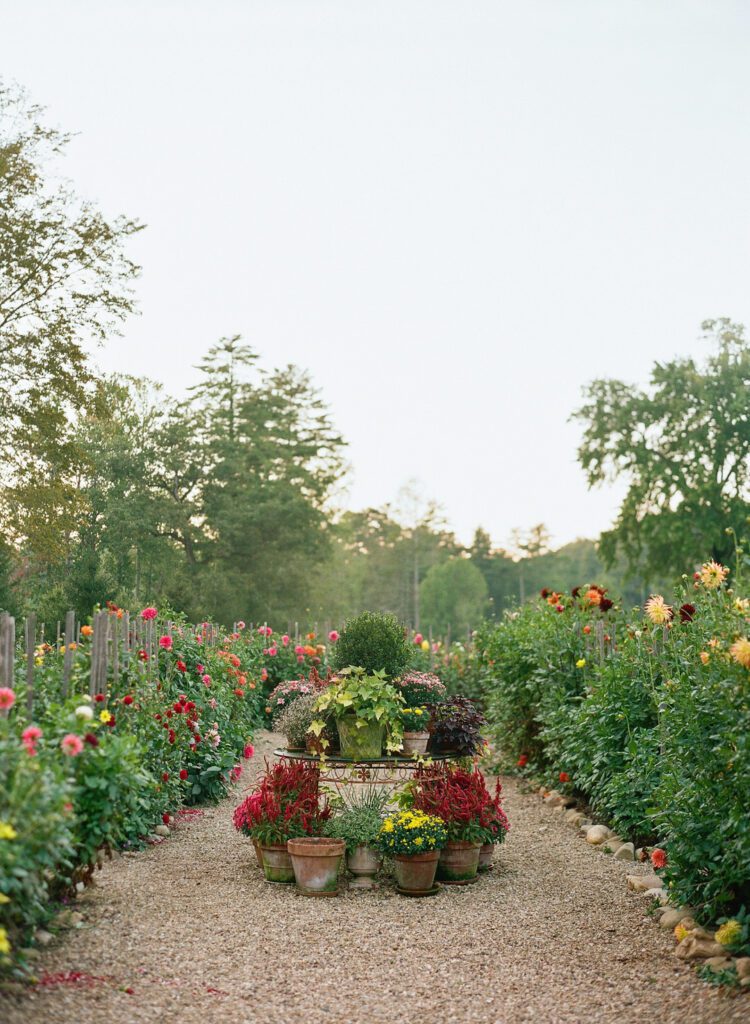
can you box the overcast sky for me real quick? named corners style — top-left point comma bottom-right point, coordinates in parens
top-left (2, 1), bottom-right (749, 547)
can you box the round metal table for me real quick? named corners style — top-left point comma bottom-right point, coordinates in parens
top-left (273, 747), bottom-right (461, 800)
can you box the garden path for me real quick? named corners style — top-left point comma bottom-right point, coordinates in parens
top-left (2, 731), bottom-right (747, 1024)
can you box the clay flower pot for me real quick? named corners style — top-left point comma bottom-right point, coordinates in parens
top-left (259, 842), bottom-right (295, 884)
top-left (287, 837), bottom-right (345, 896)
top-left (437, 840), bottom-right (481, 883)
top-left (393, 850), bottom-right (440, 893)
top-left (347, 844), bottom-right (382, 889)
top-left (402, 731), bottom-right (430, 755)
top-left (478, 843), bottom-right (494, 871)
top-left (336, 716), bottom-right (384, 759)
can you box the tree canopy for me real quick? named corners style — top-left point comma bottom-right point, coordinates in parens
top-left (574, 319), bottom-right (750, 578)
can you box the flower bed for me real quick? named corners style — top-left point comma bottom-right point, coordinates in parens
top-left (0, 609), bottom-right (335, 975)
top-left (465, 559), bottom-right (750, 933)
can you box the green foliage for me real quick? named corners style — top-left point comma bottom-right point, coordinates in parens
top-left (331, 611), bottom-right (411, 677)
top-left (574, 319), bottom-right (750, 578)
top-left (0, 727), bottom-right (75, 961)
top-left (323, 789), bottom-right (389, 855)
top-left (419, 558), bottom-right (488, 636)
top-left (311, 668), bottom-right (405, 752)
top-left (471, 570), bottom-right (750, 920)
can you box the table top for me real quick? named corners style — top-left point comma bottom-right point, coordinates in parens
top-left (273, 747), bottom-right (459, 767)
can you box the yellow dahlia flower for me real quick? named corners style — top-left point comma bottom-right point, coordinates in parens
top-left (730, 637), bottom-right (750, 669)
top-left (700, 560), bottom-right (729, 589)
top-left (645, 595), bottom-right (672, 625)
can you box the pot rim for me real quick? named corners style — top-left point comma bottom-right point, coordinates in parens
top-left (403, 730), bottom-right (430, 738)
top-left (443, 839), bottom-right (482, 850)
top-left (287, 837), bottom-right (346, 856)
top-left (394, 850), bottom-right (441, 863)
top-left (258, 842), bottom-right (292, 852)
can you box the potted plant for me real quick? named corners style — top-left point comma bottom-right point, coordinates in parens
top-left (276, 693), bottom-right (317, 751)
top-left (331, 611), bottom-right (412, 678)
top-left (411, 765), bottom-right (496, 883)
top-left (323, 789), bottom-right (389, 888)
top-left (310, 668), bottom-right (405, 759)
top-left (401, 706), bottom-right (430, 755)
top-left (429, 696), bottom-right (486, 756)
top-left (232, 760), bottom-right (331, 883)
top-left (395, 670), bottom-right (447, 707)
top-left (375, 809), bottom-right (447, 895)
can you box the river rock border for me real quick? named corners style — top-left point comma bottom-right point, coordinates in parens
top-left (537, 786), bottom-right (750, 989)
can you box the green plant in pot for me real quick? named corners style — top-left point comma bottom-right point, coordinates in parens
top-left (375, 809), bottom-right (448, 894)
top-left (323, 789), bottom-right (389, 888)
top-left (276, 692), bottom-right (317, 751)
top-left (310, 668), bottom-right (405, 759)
top-left (331, 611), bottom-right (412, 678)
top-left (401, 706), bottom-right (431, 755)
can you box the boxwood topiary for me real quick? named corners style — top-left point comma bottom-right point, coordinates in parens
top-left (331, 611), bottom-right (412, 679)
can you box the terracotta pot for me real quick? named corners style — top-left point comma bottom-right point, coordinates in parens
top-left (393, 850), bottom-right (440, 892)
top-left (287, 837), bottom-right (345, 896)
top-left (347, 844), bottom-right (382, 889)
top-left (252, 837), bottom-right (264, 870)
top-left (478, 843), bottom-right (494, 871)
top-left (337, 716), bottom-right (384, 759)
top-left (402, 731), bottom-right (430, 755)
top-left (437, 840), bottom-right (481, 883)
top-left (259, 842), bottom-right (295, 884)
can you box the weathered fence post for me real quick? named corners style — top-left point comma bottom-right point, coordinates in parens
top-left (0, 613), bottom-right (16, 696)
top-left (62, 610), bottom-right (76, 699)
top-left (25, 614), bottom-right (36, 715)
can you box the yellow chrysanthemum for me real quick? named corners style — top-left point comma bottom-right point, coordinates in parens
top-left (414, 836), bottom-right (423, 845)
top-left (382, 819), bottom-right (394, 833)
top-left (715, 919), bottom-right (742, 947)
top-left (0, 822), bottom-right (17, 841)
top-left (576, 659), bottom-right (586, 669)
top-left (99, 709), bottom-right (112, 724)
top-left (0, 927), bottom-right (10, 955)
top-left (420, 640), bottom-right (430, 651)
top-left (700, 560), bottom-right (729, 589)
top-left (730, 637), bottom-right (750, 670)
top-left (645, 595), bottom-right (672, 625)
top-left (734, 597), bottom-right (750, 614)
top-left (674, 923), bottom-right (689, 942)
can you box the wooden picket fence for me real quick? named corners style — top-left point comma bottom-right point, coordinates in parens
top-left (0, 609), bottom-right (228, 716)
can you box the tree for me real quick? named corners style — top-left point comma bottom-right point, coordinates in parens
top-left (0, 82), bottom-right (142, 482)
top-left (574, 319), bottom-right (750, 577)
top-left (419, 558), bottom-right (489, 637)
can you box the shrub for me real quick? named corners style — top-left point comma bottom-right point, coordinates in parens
top-left (331, 611), bottom-right (411, 678)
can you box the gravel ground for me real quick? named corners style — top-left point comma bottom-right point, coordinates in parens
top-left (1, 730), bottom-right (746, 1024)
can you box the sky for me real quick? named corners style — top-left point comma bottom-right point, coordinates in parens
top-left (2, 1), bottom-right (750, 548)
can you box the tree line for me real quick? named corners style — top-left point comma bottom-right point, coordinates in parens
top-left (2, 81), bottom-right (748, 632)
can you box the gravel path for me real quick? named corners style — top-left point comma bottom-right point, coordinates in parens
top-left (2, 731), bottom-right (746, 1024)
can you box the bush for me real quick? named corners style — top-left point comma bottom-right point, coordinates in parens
top-left (331, 611), bottom-right (411, 678)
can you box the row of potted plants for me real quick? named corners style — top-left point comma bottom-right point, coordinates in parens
top-left (232, 759), bottom-right (509, 896)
